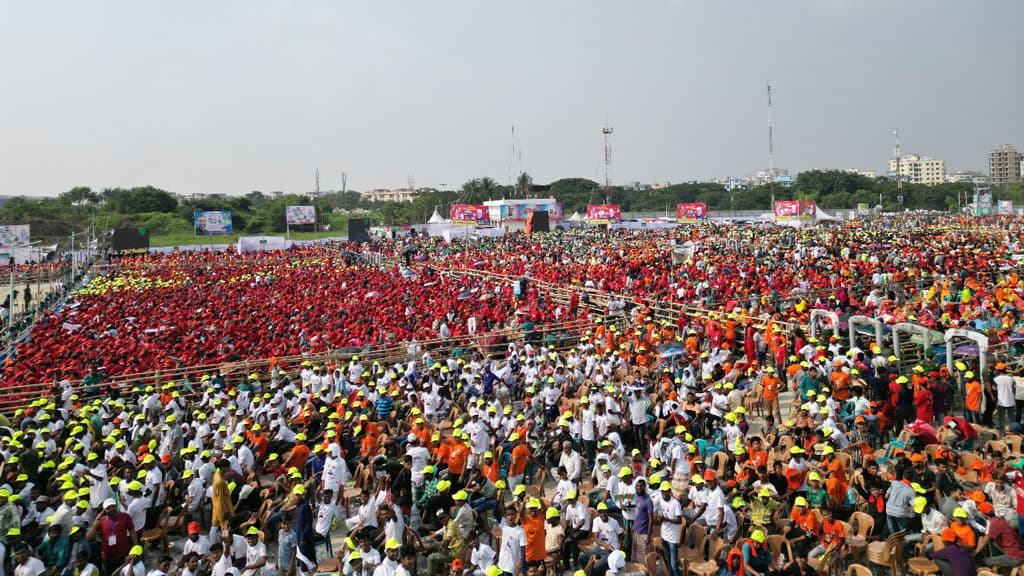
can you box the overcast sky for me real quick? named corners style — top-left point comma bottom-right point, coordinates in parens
top-left (1, 0), bottom-right (1021, 196)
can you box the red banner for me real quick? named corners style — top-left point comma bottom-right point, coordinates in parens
top-left (773, 200), bottom-right (816, 221)
top-left (675, 203), bottom-right (708, 223)
top-left (450, 204), bottom-right (491, 226)
top-left (586, 204), bottom-right (621, 224)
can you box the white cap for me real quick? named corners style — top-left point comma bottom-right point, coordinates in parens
top-left (608, 551), bottom-right (626, 573)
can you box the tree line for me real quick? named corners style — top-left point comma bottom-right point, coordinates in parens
top-left (2, 171), bottom-right (1022, 237)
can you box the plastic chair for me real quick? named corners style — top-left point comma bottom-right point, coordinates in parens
top-left (865, 530), bottom-right (905, 576)
top-left (845, 511), bottom-right (875, 561)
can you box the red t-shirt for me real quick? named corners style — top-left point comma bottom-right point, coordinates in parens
top-left (988, 516), bottom-right (1024, 560)
top-left (97, 512), bottom-right (136, 559)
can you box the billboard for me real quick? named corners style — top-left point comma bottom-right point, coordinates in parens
top-left (450, 204), bottom-right (491, 226)
top-left (286, 205), bottom-right (317, 226)
top-left (586, 204), bottom-right (621, 224)
top-left (857, 203), bottom-right (871, 216)
top-left (773, 200), bottom-right (816, 222)
top-left (998, 200), bottom-right (1014, 215)
top-left (974, 188), bottom-right (993, 216)
top-left (111, 228), bottom-right (150, 253)
top-left (194, 211), bottom-right (233, 235)
top-left (0, 225), bottom-right (30, 259)
top-left (675, 203), bottom-right (708, 223)
top-left (498, 203), bottom-right (563, 222)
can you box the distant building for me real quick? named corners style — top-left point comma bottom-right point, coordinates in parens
top-left (888, 155), bottom-right (945, 185)
top-left (989, 145), bottom-right (1021, 187)
top-left (723, 179), bottom-right (750, 191)
top-left (844, 169), bottom-right (877, 178)
top-left (623, 182), bottom-right (652, 192)
top-left (945, 171), bottom-right (989, 186)
top-left (362, 188), bottom-right (419, 203)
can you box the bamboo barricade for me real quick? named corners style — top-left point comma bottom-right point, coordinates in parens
top-left (439, 267), bottom-right (805, 334)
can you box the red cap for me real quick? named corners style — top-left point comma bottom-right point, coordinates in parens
top-left (979, 502), bottom-right (994, 515)
top-left (703, 470), bottom-right (717, 482)
top-left (188, 522), bottom-right (201, 534)
top-left (160, 454), bottom-right (172, 464)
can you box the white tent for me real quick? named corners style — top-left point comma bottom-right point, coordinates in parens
top-left (568, 212), bottom-right (584, 222)
top-left (427, 209), bottom-right (448, 224)
top-left (237, 236), bottom-right (286, 254)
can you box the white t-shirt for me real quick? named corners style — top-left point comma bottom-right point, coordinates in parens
top-left (995, 375), bottom-right (1016, 407)
top-left (471, 543), bottom-right (496, 571)
top-left (316, 502), bottom-right (340, 536)
top-left (703, 487), bottom-right (727, 528)
top-left (592, 516), bottom-right (623, 550)
top-left (14, 558), bottom-right (45, 576)
top-left (497, 524), bottom-right (526, 574)
top-left (243, 541), bottom-right (267, 576)
top-left (407, 446), bottom-right (430, 485)
top-left (659, 496), bottom-right (683, 544)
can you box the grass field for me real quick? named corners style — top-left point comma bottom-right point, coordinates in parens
top-left (149, 231), bottom-right (343, 247)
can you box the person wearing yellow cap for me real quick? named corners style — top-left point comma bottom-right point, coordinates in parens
top-left (741, 529), bottom-right (773, 576)
top-left (379, 537), bottom-right (403, 575)
top-left (580, 501), bottom-right (624, 572)
top-left (508, 432), bottom-right (532, 495)
top-left (241, 525), bottom-right (269, 576)
top-left (657, 479), bottom-right (684, 576)
top-left (783, 495), bottom-right (818, 555)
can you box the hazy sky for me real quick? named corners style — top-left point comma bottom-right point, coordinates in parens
top-left (1, 0), bottom-right (1021, 197)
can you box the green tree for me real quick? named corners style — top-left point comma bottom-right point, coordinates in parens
top-left (515, 172), bottom-right (533, 198)
top-left (459, 177), bottom-right (499, 204)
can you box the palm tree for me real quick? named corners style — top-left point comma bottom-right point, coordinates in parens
top-left (516, 172), bottom-right (533, 198)
top-left (460, 177), bottom-right (499, 204)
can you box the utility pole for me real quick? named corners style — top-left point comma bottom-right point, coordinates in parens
top-left (768, 83), bottom-right (776, 206)
top-left (894, 130), bottom-right (903, 211)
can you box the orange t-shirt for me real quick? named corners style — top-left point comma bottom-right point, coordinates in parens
top-left (821, 519), bottom-right (845, 545)
top-left (511, 444), bottom-right (531, 476)
top-left (950, 522), bottom-right (976, 548)
top-left (290, 444), bottom-right (311, 472)
top-left (791, 508), bottom-right (819, 535)
top-left (521, 514), bottom-right (547, 562)
top-left (449, 443), bottom-right (470, 475)
top-left (965, 381), bottom-right (982, 411)
top-left (830, 372), bottom-right (851, 401)
top-left (483, 460), bottom-right (499, 483)
top-left (762, 376), bottom-right (782, 401)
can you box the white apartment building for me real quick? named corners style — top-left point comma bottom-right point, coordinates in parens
top-left (888, 155), bottom-right (946, 185)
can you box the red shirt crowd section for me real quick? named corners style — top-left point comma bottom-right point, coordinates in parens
top-left (5, 215), bottom-right (1024, 391)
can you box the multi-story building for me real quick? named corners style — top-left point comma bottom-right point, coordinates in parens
top-left (361, 188), bottom-right (420, 203)
top-left (945, 171), bottom-right (989, 186)
top-left (888, 155), bottom-right (946, 185)
top-left (989, 145), bottom-right (1021, 187)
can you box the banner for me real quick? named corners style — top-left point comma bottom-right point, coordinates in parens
top-left (998, 200), bottom-right (1014, 215)
top-left (0, 225), bottom-right (30, 258)
top-left (450, 204), bottom-right (490, 226)
top-left (773, 200), bottom-right (816, 222)
top-left (675, 203), bottom-right (708, 223)
top-left (857, 203), bottom-right (870, 216)
top-left (586, 204), bottom-right (621, 224)
top-left (498, 203), bottom-right (563, 222)
top-left (194, 211), bottom-right (233, 235)
top-left (286, 205), bottom-right (316, 226)
top-left (974, 188), bottom-right (993, 216)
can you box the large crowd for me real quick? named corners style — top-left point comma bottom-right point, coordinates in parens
top-left (1, 216), bottom-right (1024, 576)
